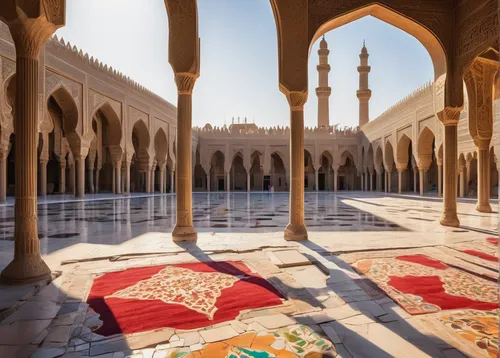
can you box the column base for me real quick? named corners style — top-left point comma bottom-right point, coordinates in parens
top-left (439, 213), bottom-right (460, 227)
top-left (0, 255), bottom-right (51, 284)
top-left (284, 223), bottom-right (308, 241)
top-left (172, 225), bottom-right (198, 242)
top-left (476, 204), bottom-right (492, 213)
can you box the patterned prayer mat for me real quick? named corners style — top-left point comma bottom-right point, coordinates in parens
top-left (438, 309), bottom-right (499, 358)
top-left (156, 325), bottom-right (336, 357)
top-left (350, 254), bottom-right (498, 315)
top-left (87, 261), bottom-right (284, 335)
top-left (447, 238), bottom-right (499, 272)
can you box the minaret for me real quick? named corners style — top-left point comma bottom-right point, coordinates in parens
top-left (316, 36), bottom-right (331, 128)
top-left (357, 41), bottom-right (371, 127)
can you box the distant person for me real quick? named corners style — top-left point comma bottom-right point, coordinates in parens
top-left (270, 184), bottom-right (274, 193)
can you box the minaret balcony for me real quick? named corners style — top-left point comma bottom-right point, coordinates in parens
top-left (357, 65), bottom-right (371, 73)
top-left (316, 87), bottom-right (331, 96)
top-left (356, 89), bottom-right (372, 99)
top-left (317, 64), bottom-right (331, 71)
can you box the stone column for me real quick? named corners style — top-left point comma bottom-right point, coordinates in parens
top-left (170, 171), bottom-right (175, 193)
top-left (284, 92), bottom-right (307, 241)
top-left (160, 166), bottom-right (165, 193)
top-left (315, 171), bottom-right (319, 191)
top-left (124, 163), bottom-right (130, 194)
top-left (39, 160), bottom-right (47, 196)
top-left (226, 172), bottom-right (230, 192)
top-left (87, 165), bottom-right (94, 194)
top-left (369, 172), bottom-right (373, 191)
top-left (150, 167), bottom-right (155, 193)
top-left (419, 169), bottom-right (425, 196)
top-left (59, 162), bottom-right (66, 194)
top-left (172, 73), bottom-right (197, 241)
top-left (437, 162), bottom-right (443, 197)
top-left (70, 163), bottom-right (76, 195)
top-left (397, 169), bottom-right (404, 194)
top-left (476, 142), bottom-right (492, 212)
top-left (0, 7), bottom-right (64, 282)
top-left (413, 169), bottom-right (417, 193)
top-left (112, 167), bottom-right (116, 193)
top-left (0, 150), bottom-right (7, 202)
top-left (95, 167), bottom-right (100, 193)
top-left (333, 166), bottom-right (338, 192)
top-left (145, 169), bottom-right (151, 193)
top-left (247, 171), bottom-right (250, 192)
top-left (388, 170), bottom-right (392, 193)
top-left (438, 108), bottom-right (461, 227)
top-left (75, 155), bottom-right (86, 197)
top-left (360, 174), bottom-right (364, 191)
top-left (114, 162), bottom-right (122, 195)
top-left (459, 165), bottom-right (465, 198)
top-left (206, 173), bottom-right (210, 192)
top-left (465, 160), bottom-right (471, 196)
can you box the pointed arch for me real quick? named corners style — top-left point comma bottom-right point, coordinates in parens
top-left (47, 85), bottom-right (79, 135)
top-left (154, 128), bottom-right (168, 164)
top-left (396, 134), bottom-right (412, 165)
top-left (309, 3), bottom-right (447, 81)
top-left (384, 140), bottom-right (395, 168)
top-left (132, 119), bottom-right (150, 150)
top-left (418, 126), bottom-right (436, 157)
top-left (92, 101), bottom-right (122, 147)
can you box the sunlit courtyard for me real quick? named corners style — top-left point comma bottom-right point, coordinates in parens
top-left (0, 192), bottom-right (497, 357)
top-left (0, 0), bottom-right (499, 357)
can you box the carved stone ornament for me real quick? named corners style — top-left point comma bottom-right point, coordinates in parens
top-left (287, 91), bottom-right (308, 110)
top-left (437, 107), bottom-right (462, 126)
top-left (175, 73), bottom-right (197, 95)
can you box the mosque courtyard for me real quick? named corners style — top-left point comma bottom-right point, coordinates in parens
top-left (0, 192), bottom-right (497, 358)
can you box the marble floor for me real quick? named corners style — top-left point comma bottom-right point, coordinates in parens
top-left (0, 192), bottom-right (497, 358)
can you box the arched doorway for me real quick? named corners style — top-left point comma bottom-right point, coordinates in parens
top-left (46, 86), bottom-right (79, 196)
top-left (130, 120), bottom-right (150, 192)
top-left (338, 151), bottom-right (357, 190)
top-left (249, 151), bottom-right (263, 191)
top-left (384, 141), bottom-right (395, 192)
top-left (154, 128), bottom-right (168, 193)
top-left (417, 127), bottom-right (437, 195)
top-left (230, 153), bottom-right (247, 191)
top-left (193, 148), bottom-right (206, 191)
top-left (396, 134), bottom-right (415, 193)
top-left (91, 103), bottom-right (123, 193)
top-left (318, 151), bottom-right (333, 191)
top-left (304, 150), bottom-right (314, 191)
top-left (210, 151), bottom-right (225, 191)
top-left (271, 152), bottom-right (286, 191)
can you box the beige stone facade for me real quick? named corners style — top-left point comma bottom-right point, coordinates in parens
top-left (0, 22), bottom-right (178, 198)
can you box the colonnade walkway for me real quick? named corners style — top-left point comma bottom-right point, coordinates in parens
top-left (0, 192), bottom-right (497, 357)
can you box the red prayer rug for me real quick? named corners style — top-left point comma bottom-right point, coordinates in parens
top-left (87, 261), bottom-right (284, 336)
top-left (450, 238), bottom-right (499, 272)
top-left (353, 254), bottom-right (498, 315)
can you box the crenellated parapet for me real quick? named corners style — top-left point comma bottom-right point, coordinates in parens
top-left (192, 124), bottom-right (359, 139)
top-left (47, 35), bottom-right (167, 102)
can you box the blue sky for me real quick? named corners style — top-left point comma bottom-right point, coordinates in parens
top-left (55, 0), bottom-right (434, 128)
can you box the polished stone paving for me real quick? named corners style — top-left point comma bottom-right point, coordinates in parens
top-left (0, 192), bottom-right (497, 357)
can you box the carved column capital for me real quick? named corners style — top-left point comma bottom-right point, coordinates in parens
top-left (437, 107), bottom-right (462, 127)
top-left (286, 91), bottom-right (308, 111)
top-left (2, 0), bottom-right (65, 59)
top-left (175, 73), bottom-right (198, 95)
